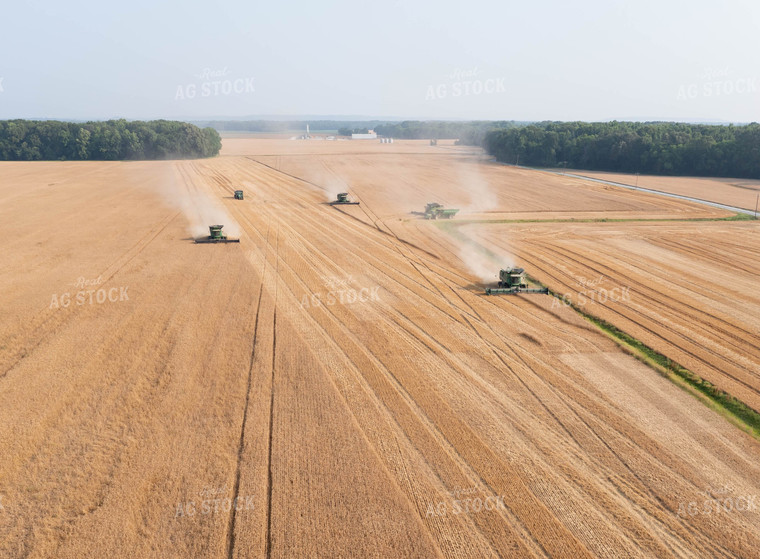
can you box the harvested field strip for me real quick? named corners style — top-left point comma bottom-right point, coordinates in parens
top-left (505, 239), bottom-right (760, 410)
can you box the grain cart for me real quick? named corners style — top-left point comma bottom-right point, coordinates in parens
top-left (234, 190), bottom-right (244, 200)
top-left (330, 192), bottom-right (360, 205)
top-left (195, 224), bottom-right (240, 244)
top-left (485, 267), bottom-right (548, 295)
top-left (424, 202), bottom-right (459, 220)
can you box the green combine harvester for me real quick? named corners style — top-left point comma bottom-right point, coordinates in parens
top-left (424, 202), bottom-right (459, 220)
top-left (234, 190), bottom-right (244, 200)
top-left (194, 224), bottom-right (240, 244)
top-left (330, 192), bottom-right (360, 205)
top-left (485, 267), bottom-right (549, 295)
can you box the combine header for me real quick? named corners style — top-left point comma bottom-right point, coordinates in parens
top-left (485, 268), bottom-right (548, 295)
top-left (330, 192), bottom-right (360, 205)
top-left (234, 190), bottom-right (244, 200)
top-left (424, 202), bottom-right (459, 220)
top-left (194, 225), bottom-right (240, 244)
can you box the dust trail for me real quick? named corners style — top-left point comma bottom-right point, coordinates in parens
top-left (450, 223), bottom-right (515, 284)
top-left (155, 162), bottom-right (241, 239)
top-left (321, 172), bottom-right (350, 203)
top-left (447, 159), bottom-right (513, 282)
top-left (457, 159), bottom-right (499, 213)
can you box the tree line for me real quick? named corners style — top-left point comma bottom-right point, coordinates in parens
top-left (0, 119), bottom-right (222, 160)
top-left (484, 121), bottom-right (760, 178)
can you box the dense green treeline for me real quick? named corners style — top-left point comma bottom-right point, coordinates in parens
top-left (484, 121), bottom-right (760, 178)
top-left (0, 120), bottom-right (222, 160)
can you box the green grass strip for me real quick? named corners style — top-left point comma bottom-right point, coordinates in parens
top-left (429, 212), bottom-right (755, 226)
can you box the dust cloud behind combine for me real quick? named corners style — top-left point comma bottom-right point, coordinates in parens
top-left (455, 160), bottom-right (513, 282)
top-left (457, 158), bottom-right (499, 214)
top-left (157, 163), bottom-right (241, 238)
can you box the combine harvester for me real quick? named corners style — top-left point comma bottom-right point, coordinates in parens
top-left (234, 190), bottom-right (244, 200)
top-left (485, 267), bottom-right (548, 295)
top-left (194, 225), bottom-right (240, 244)
top-left (330, 192), bottom-right (360, 205)
top-left (424, 202), bottom-right (459, 220)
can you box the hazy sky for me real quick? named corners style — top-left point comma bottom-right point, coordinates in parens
top-left (1, 0), bottom-right (758, 122)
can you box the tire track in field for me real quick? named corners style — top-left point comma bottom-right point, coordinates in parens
top-left (225, 213), bottom-right (273, 559)
top-left (213, 172), bottom-right (466, 555)
top-left (264, 225), bottom-right (279, 559)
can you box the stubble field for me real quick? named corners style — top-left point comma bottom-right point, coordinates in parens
top-left (1, 138), bottom-right (758, 558)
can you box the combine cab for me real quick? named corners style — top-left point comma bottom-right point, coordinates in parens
top-left (424, 202), bottom-right (459, 220)
top-left (330, 192), bottom-right (360, 205)
top-left (194, 224), bottom-right (240, 244)
top-left (485, 267), bottom-right (548, 295)
top-left (234, 190), bottom-right (244, 200)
